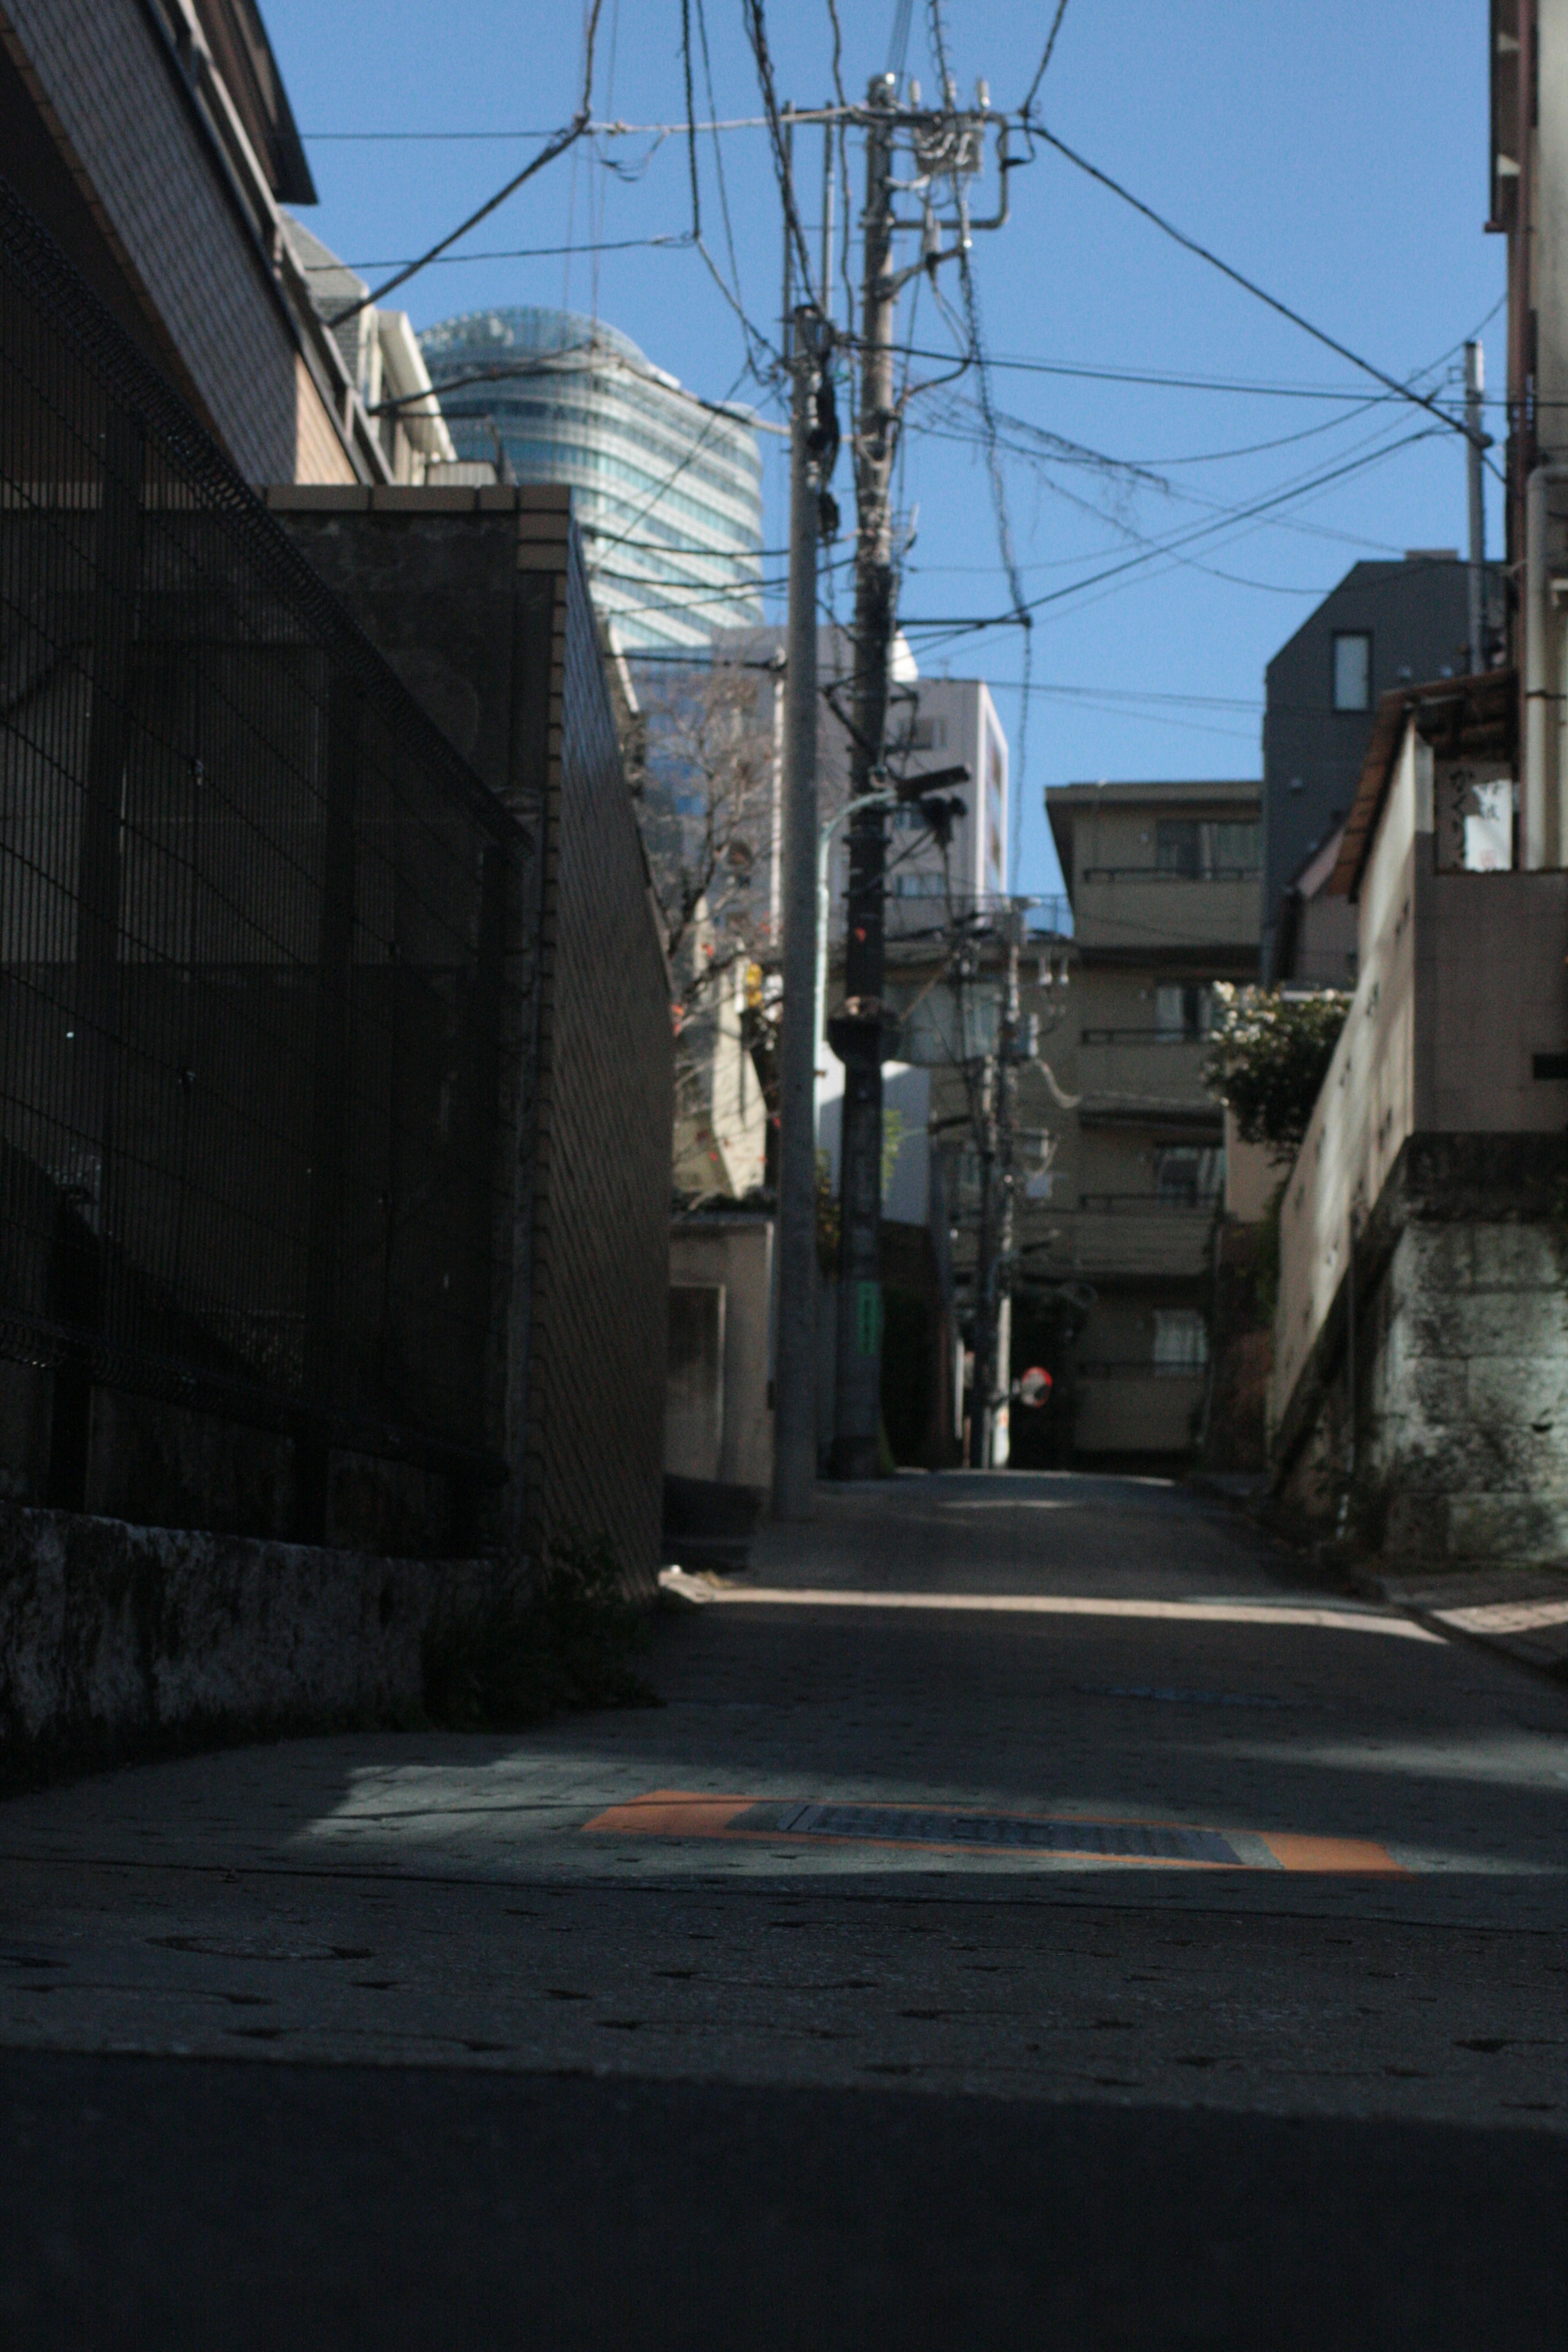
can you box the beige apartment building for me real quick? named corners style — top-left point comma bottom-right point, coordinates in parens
top-left (1040, 780), bottom-right (1262, 1463)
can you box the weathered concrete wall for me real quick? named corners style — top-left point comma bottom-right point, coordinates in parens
top-left (1273, 714), bottom-right (1568, 1428)
top-left (1276, 1136), bottom-right (1568, 1565)
top-left (0, 1501), bottom-right (503, 1780)
top-left (667, 1215), bottom-right (774, 1493)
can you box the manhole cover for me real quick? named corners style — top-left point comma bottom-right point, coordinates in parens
top-left (732, 1802), bottom-right (1240, 1865)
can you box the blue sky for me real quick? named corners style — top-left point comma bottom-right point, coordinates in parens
top-left (263, 2), bottom-right (1504, 902)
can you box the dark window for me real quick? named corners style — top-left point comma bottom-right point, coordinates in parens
top-left (1332, 632), bottom-right (1372, 712)
top-left (1155, 819), bottom-right (1201, 875)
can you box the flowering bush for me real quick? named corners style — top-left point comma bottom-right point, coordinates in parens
top-left (1203, 985), bottom-right (1350, 1164)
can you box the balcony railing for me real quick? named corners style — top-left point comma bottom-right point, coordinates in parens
top-left (1075, 1194), bottom-right (1220, 1215)
top-left (1078, 866), bottom-right (1261, 884)
top-left (1080, 1028), bottom-right (1210, 1046)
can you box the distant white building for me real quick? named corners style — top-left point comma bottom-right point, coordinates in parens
top-left (282, 218), bottom-right (457, 484)
top-left (711, 625), bottom-right (1010, 944)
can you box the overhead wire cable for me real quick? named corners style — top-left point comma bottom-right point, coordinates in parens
top-left (898, 425), bottom-right (1443, 645)
top-left (693, 0), bottom-right (780, 376)
top-left (679, 0), bottom-right (703, 240)
top-left (825, 0), bottom-right (849, 105)
top-left (741, 0), bottom-right (820, 305)
top-left (887, 0), bottom-right (916, 82)
top-left (333, 0), bottom-right (605, 321)
top-left (1026, 123), bottom-right (1487, 449)
top-left (323, 234), bottom-right (693, 271)
top-left (1020, 0), bottom-right (1073, 120)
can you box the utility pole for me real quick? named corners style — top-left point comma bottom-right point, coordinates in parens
top-left (829, 74), bottom-right (900, 1480)
top-left (1465, 340), bottom-right (1487, 672)
top-left (772, 300), bottom-right (828, 1520)
top-left (967, 909), bottom-right (1024, 1467)
top-left (813, 69), bottom-right (1008, 1477)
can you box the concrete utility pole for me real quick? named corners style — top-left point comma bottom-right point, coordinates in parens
top-left (829, 75), bottom-right (901, 1480)
top-left (968, 909), bottom-right (1025, 1468)
top-left (772, 303), bottom-right (828, 1521)
top-left (1465, 340), bottom-right (1487, 672)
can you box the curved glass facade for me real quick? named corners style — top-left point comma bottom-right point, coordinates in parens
top-left (419, 307), bottom-right (763, 652)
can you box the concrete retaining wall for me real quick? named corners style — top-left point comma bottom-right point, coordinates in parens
top-left (0, 1501), bottom-right (507, 1780)
top-left (1275, 1135), bottom-right (1568, 1565)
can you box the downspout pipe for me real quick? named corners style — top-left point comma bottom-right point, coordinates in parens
top-left (1523, 463), bottom-right (1568, 868)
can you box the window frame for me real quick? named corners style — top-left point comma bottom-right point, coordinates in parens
top-left (1332, 630), bottom-right (1373, 713)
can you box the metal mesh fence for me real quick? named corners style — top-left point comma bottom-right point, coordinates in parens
top-left (0, 180), bottom-right (516, 1506)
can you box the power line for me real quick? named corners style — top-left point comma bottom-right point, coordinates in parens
top-left (881, 347), bottom-right (1461, 403)
top-left (333, 0), bottom-right (606, 321)
top-left (742, 1), bottom-right (820, 307)
top-left (1027, 122), bottom-right (1486, 450)
top-left (898, 426), bottom-right (1443, 639)
top-left (1020, 0), bottom-right (1073, 120)
top-left (322, 233), bottom-right (693, 271)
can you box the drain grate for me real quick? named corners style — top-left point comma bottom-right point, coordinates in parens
top-left (731, 1802), bottom-right (1241, 1865)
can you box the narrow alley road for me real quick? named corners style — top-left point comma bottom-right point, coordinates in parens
top-left (4, 1472), bottom-right (1567, 2348)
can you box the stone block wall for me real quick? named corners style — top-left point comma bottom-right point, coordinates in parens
top-left (0, 1500), bottom-right (500, 1782)
top-left (1276, 1135), bottom-right (1568, 1565)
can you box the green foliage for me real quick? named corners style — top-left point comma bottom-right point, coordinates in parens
top-left (423, 1534), bottom-right (656, 1730)
top-left (1203, 985), bottom-right (1350, 1165)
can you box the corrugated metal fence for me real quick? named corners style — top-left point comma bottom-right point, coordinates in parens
top-left (0, 179), bottom-right (517, 1528)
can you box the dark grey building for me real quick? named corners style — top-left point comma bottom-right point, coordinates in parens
top-left (1261, 555), bottom-right (1502, 977)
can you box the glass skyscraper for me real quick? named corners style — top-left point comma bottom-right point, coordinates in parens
top-left (419, 307), bottom-right (764, 653)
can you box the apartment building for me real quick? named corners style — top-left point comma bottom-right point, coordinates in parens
top-left (1041, 780), bottom-right (1263, 1463)
top-left (0, 0), bottom-right (414, 485)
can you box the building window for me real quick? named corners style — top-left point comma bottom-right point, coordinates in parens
top-left (1154, 820), bottom-right (1260, 878)
top-left (1156, 819), bottom-right (1201, 876)
top-left (1154, 1147), bottom-right (1223, 1206)
top-left (1332, 631), bottom-right (1372, 712)
top-left (1155, 984), bottom-right (1213, 1039)
top-left (1152, 1309), bottom-right (1209, 1371)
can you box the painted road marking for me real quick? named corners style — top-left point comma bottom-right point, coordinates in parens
top-left (656, 1571), bottom-right (1443, 1641)
top-left (1433, 1599), bottom-right (1568, 1634)
top-left (583, 1792), bottom-right (1409, 1873)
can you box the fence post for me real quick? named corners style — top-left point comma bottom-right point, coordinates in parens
top-left (46, 408), bottom-right (142, 1508)
top-left (296, 670), bottom-right (359, 1543)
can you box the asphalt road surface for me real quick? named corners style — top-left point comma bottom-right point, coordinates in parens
top-left (4, 1470), bottom-right (1566, 2347)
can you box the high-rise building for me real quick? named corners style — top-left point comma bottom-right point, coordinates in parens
top-left (420, 307), bottom-right (764, 653)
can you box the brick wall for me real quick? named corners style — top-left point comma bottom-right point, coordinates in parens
top-left (0, 0), bottom-right (351, 484)
top-left (271, 486), bottom-right (673, 1590)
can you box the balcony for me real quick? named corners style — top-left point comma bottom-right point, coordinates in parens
top-left (1029, 1202), bottom-right (1216, 1282)
top-left (1071, 865), bottom-right (1261, 954)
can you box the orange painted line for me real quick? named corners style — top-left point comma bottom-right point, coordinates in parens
top-left (1259, 1833), bottom-right (1408, 1875)
top-left (582, 1793), bottom-right (1410, 1874)
top-left (584, 1791), bottom-right (754, 1836)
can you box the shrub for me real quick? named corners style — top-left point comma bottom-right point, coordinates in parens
top-left (1204, 985), bottom-right (1350, 1165)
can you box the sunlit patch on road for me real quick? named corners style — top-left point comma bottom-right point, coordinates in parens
top-left (657, 1572), bottom-right (1445, 1640)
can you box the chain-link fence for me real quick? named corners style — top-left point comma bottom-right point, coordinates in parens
top-left (0, 179), bottom-right (517, 1519)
